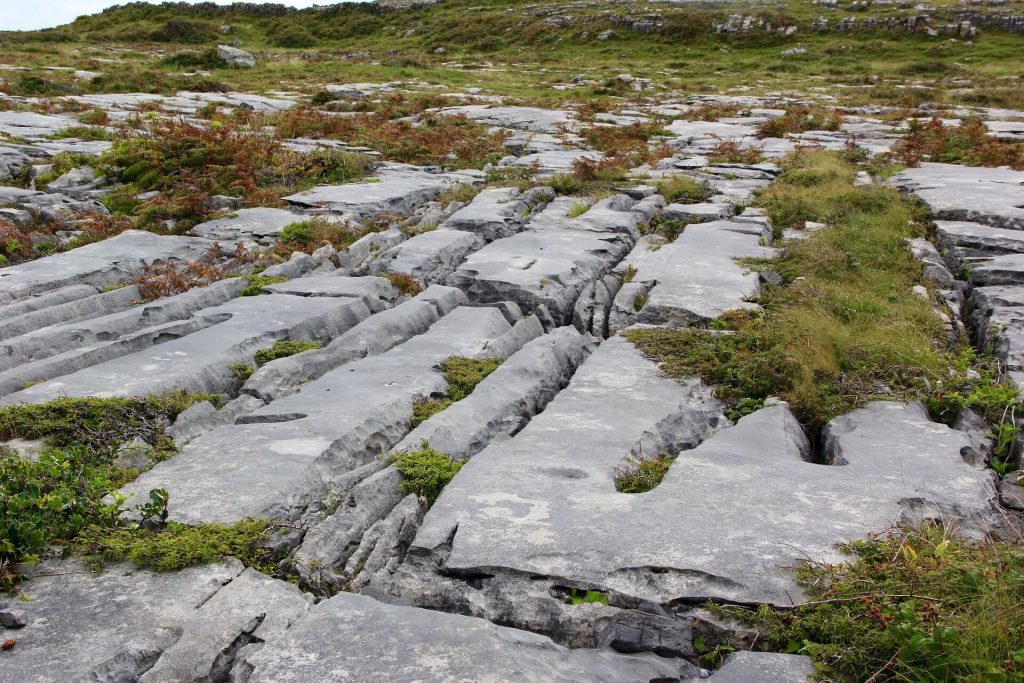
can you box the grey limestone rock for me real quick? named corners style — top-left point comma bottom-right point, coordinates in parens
top-left (240, 591), bottom-right (684, 682)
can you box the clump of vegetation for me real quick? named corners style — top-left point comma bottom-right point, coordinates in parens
top-left (570, 588), bottom-right (609, 605)
top-left (269, 107), bottom-right (506, 168)
top-left (253, 340), bottom-right (320, 366)
top-left (132, 242), bottom-right (254, 300)
top-left (410, 356), bottom-right (503, 428)
top-left (757, 106), bottom-right (844, 138)
top-left (0, 393), bottom-right (219, 589)
top-left (240, 274), bottom-right (287, 296)
top-left (78, 518), bottom-right (273, 572)
top-left (159, 48), bottom-right (227, 69)
top-left (0, 392), bottom-right (215, 451)
top-left (721, 529), bottom-right (1024, 682)
top-left (708, 138), bottom-right (766, 165)
top-left (644, 215), bottom-right (687, 241)
top-left (567, 202), bottom-right (591, 218)
top-left (385, 272), bottom-right (424, 297)
top-left (230, 361), bottom-right (254, 383)
top-left (387, 441), bottom-right (464, 504)
top-left (579, 121), bottom-right (670, 167)
top-left (657, 176), bottom-right (710, 203)
top-left (99, 118), bottom-right (371, 230)
top-left (633, 291), bottom-right (648, 311)
top-left (275, 218), bottom-right (376, 257)
top-left (891, 116), bottom-right (1024, 171)
top-left (614, 452), bottom-right (671, 493)
top-left (628, 151), bottom-right (949, 433)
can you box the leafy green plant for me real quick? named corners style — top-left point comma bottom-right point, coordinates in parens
top-left (567, 202), bottom-right (591, 218)
top-left (230, 362), bottom-right (254, 383)
top-left (387, 441), bottom-right (464, 504)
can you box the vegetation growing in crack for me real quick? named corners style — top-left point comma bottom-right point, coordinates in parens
top-left (657, 176), bottom-right (710, 204)
top-left (569, 588), bottom-right (609, 605)
top-left (714, 528), bottom-right (1024, 682)
top-left (614, 452), bottom-right (671, 494)
top-left (253, 340), bottom-right (321, 366)
top-left (387, 441), bottom-right (465, 504)
top-left (0, 393), bottom-right (221, 590)
top-left (78, 518), bottom-right (275, 573)
top-left (385, 272), bottom-right (424, 297)
top-left (890, 116), bottom-right (1024, 171)
top-left (240, 274), bottom-right (287, 296)
top-left (410, 356), bottom-right (503, 428)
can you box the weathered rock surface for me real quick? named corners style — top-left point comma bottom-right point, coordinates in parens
top-left (635, 218), bottom-right (773, 325)
top-left (119, 305), bottom-right (525, 524)
top-left (284, 163), bottom-right (482, 219)
top-left (396, 340), bottom-right (993, 623)
top-left (449, 195), bottom-right (653, 323)
top-left (240, 591), bottom-right (685, 682)
top-left (189, 207), bottom-right (302, 243)
top-left (0, 230), bottom-right (214, 303)
top-left (890, 163), bottom-right (1024, 230)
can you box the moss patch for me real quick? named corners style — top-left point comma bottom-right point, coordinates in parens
top-left (253, 340), bottom-right (320, 366)
top-left (387, 441), bottom-right (464, 504)
top-left (409, 356), bottom-right (503, 428)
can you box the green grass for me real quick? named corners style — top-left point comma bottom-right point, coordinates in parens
top-left (657, 176), bottom-right (710, 204)
top-left (628, 151), bottom-right (948, 434)
top-left (717, 529), bottom-right (1024, 682)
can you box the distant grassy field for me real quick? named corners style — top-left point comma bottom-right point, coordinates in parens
top-left (1, 0), bottom-right (1022, 108)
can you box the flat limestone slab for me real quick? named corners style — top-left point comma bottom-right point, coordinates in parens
top-left (890, 163), bottom-right (1024, 230)
top-left (1, 293), bottom-right (373, 404)
top-left (0, 559), bottom-right (243, 683)
top-left (411, 339), bottom-right (993, 606)
top-left (438, 104), bottom-right (575, 134)
top-left (284, 163), bottom-right (482, 218)
top-left (0, 230), bottom-right (214, 303)
top-left (119, 306), bottom-right (516, 523)
top-left (241, 591), bottom-right (683, 682)
top-left (636, 219), bottom-right (773, 325)
top-left (189, 207), bottom-right (303, 243)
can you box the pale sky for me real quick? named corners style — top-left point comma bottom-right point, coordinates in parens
top-left (2, 1), bottom-right (345, 32)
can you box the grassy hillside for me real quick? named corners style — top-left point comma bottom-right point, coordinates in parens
top-left (1, 0), bottom-right (1023, 107)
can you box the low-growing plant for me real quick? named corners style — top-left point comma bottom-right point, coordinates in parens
top-left (409, 356), bottom-right (503, 428)
top-left (757, 106), bottom-right (844, 138)
top-left (708, 138), bottom-right (766, 165)
top-left (567, 202), bottom-right (591, 218)
top-left (240, 274), bottom-right (287, 296)
top-left (657, 176), bottom-right (709, 204)
top-left (385, 272), bottom-right (424, 296)
top-left (721, 529), bottom-right (1024, 681)
top-left (253, 340), bottom-right (320, 366)
top-left (570, 588), bottom-right (609, 605)
top-left (387, 441), bottom-right (464, 504)
top-left (891, 116), bottom-right (1024, 171)
top-left (614, 451), bottom-right (671, 493)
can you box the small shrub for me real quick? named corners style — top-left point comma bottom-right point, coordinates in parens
top-left (614, 452), bottom-right (671, 493)
top-left (230, 362), bottom-right (254, 383)
top-left (279, 221), bottom-right (314, 246)
top-left (387, 441), bottom-right (464, 504)
top-left (623, 264), bottom-right (638, 283)
top-left (633, 292), bottom-right (648, 312)
top-left (160, 49), bottom-right (228, 69)
top-left (77, 108), bottom-right (109, 126)
top-left (253, 340), bottom-right (319, 366)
